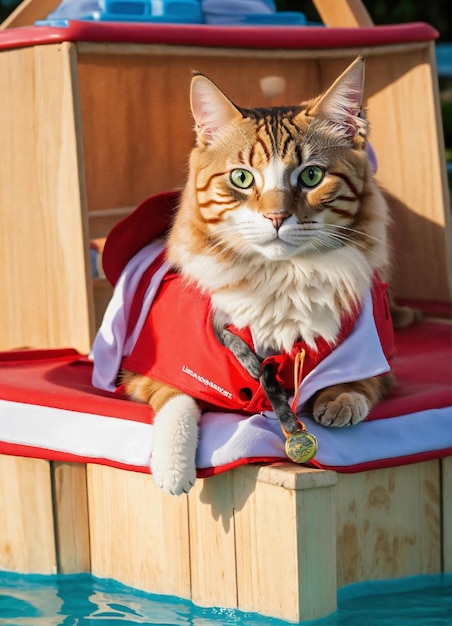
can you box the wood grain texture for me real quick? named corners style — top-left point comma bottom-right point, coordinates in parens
top-left (188, 465), bottom-right (337, 615)
top-left (87, 464), bottom-right (191, 598)
top-left (256, 462), bottom-right (338, 490)
top-left (0, 454), bottom-right (447, 622)
top-left (52, 462), bottom-right (91, 573)
top-left (188, 473), bottom-right (238, 608)
top-left (0, 456), bottom-right (56, 573)
top-left (335, 461), bottom-right (441, 587)
top-left (364, 47), bottom-right (452, 302)
top-left (1, 36), bottom-right (449, 354)
top-left (76, 52), bottom-right (320, 212)
top-left (0, 16), bottom-right (449, 617)
top-left (62, 41), bottom-right (452, 316)
top-left (85, 463), bottom-right (338, 622)
top-left (0, 43), bottom-right (93, 352)
top-left (233, 465), bottom-right (337, 623)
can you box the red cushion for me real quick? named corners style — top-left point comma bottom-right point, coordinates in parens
top-left (1, 322), bottom-right (450, 421)
top-left (0, 21), bottom-right (438, 52)
top-left (0, 349), bottom-right (150, 422)
top-left (369, 321), bottom-right (452, 419)
top-left (0, 321), bottom-right (450, 475)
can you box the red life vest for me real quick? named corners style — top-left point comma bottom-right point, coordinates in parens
top-left (121, 266), bottom-right (393, 414)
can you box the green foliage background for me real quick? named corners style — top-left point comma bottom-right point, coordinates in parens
top-left (278, 1), bottom-right (451, 41)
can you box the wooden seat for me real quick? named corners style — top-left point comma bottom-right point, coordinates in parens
top-left (0, 2), bottom-right (450, 622)
top-left (0, 0), bottom-right (450, 354)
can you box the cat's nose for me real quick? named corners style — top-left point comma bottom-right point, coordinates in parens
top-left (265, 212), bottom-right (290, 230)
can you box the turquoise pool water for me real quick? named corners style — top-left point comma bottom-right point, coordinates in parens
top-left (0, 571), bottom-right (451, 625)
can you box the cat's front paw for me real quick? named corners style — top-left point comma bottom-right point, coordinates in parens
top-left (150, 395), bottom-right (201, 495)
top-left (313, 391), bottom-right (369, 427)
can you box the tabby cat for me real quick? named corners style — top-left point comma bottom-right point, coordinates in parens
top-left (122, 56), bottom-right (394, 495)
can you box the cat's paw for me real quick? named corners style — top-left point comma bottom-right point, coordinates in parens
top-left (313, 391), bottom-right (369, 427)
top-left (150, 394), bottom-right (201, 495)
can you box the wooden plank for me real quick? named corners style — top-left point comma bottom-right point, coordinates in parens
top-left (51, 462), bottom-right (91, 573)
top-left (76, 42), bottom-right (451, 305)
top-left (363, 48), bottom-right (452, 302)
top-left (312, 0), bottom-right (373, 27)
top-left (293, 478), bottom-right (338, 621)
top-left (233, 464), bottom-right (337, 623)
top-left (87, 464), bottom-right (191, 598)
top-left (76, 41), bottom-right (429, 60)
top-left (77, 51), bottom-right (320, 212)
top-left (442, 456), bottom-right (452, 572)
top-left (0, 455), bottom-right (56, 573)
top-left (336, 461), bottom-right (442, 587)
top-left (0, 0), bottom-right (60, 29)
top-left (0, 43), bottom-right (93, 352)
top-left (88, 206), bottom-right (134, 238)
top-left (77, 52), bottom-right (192, 212)
top-left (234, 465), bottom-right (299, 621)
top-left (0, 16), bottom-right (448, 353)
top-left (188, 473), bottom-right (238, 609)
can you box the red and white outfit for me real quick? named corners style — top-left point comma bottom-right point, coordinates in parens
top-left (91, 192), bottom-right (393, 418)
top-left (0, 193), bottom-right (450, 476)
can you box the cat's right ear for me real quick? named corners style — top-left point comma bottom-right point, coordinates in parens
top-left (190, 73), bottom-right (242, 146)
top-left (304, 55), bottom-right (366, 140)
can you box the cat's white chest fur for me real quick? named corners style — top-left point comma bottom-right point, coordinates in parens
top-left (181, 246), bottom-right (372, 353)
top-left (213, 275), bottom-right (338, 353)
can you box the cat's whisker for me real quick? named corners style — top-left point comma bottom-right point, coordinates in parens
top-left (207, 229), bottom-right (256, 261)
top-left (321, 225), bottom-right (388, 260)
top-left (323, 223), bottom-right (384, 246)
top-left (325, 224), bottom-right (399, 258)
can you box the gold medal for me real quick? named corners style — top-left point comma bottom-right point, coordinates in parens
top-left (285, 429), bottom-right (318, 464)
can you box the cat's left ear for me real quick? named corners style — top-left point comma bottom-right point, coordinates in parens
top-left (190, 73), bottom-right (242, 146)
top-left (305, 55), bottom-right (367, 139)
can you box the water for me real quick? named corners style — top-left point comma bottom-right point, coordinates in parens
top-left (0, 571), bottom-right (451, 626)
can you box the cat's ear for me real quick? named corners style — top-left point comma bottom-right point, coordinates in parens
top-left (190, 73), bottom-right (242, 145)
top-left (305, 55), bottom-right (367, 138)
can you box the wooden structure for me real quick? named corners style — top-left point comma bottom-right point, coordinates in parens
top-left (1, 455), bottom-right (450, 622)
top-left (0, 0), bottom-right (451, 622)
top-left (0, 4), bottom-right (450, 355)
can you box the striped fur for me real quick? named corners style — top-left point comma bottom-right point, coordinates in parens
top-left (167, 57), bottom-right (387, 352)
top-left (124, 57), bottom-right (393, 494)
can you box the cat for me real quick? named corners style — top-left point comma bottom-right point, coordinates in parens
top-left (121, 55), bottom-right (394, 495)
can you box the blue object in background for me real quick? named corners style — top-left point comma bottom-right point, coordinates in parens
top-left (436, 42), bottom-right (452, 78)
top-left (201, 0), bottom-right (306, 25)
top-left (47, 0), bottom-right (101, 19)
top-left (46, 0), bottom-right (204, 23)
top-left (95, 0), bottom-right (204, 23)
top-left (44, 0), bottom-right (307, 25)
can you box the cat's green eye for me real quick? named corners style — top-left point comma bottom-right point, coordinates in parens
top-left (299, 166), bottom-right (324, 188)
top-left (230, 169), bottom-right (254, 189)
